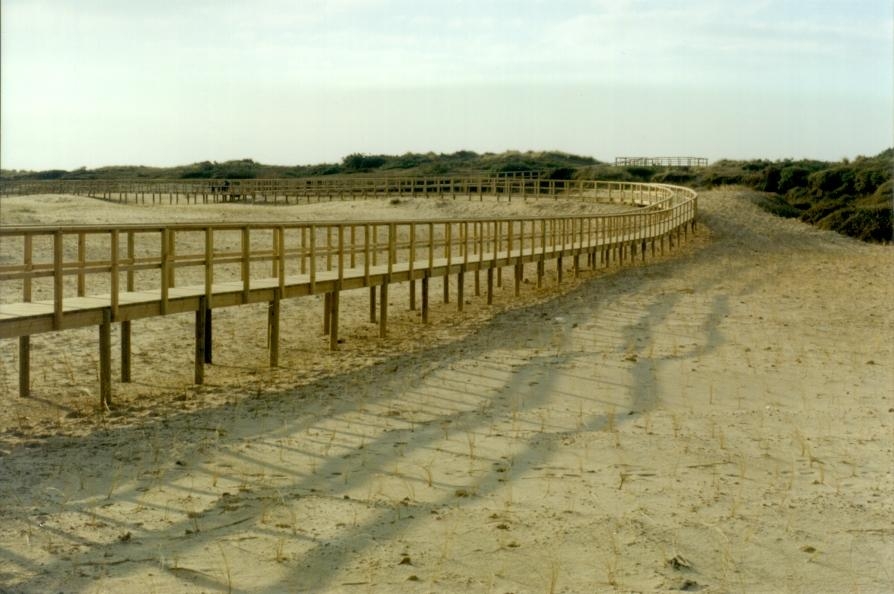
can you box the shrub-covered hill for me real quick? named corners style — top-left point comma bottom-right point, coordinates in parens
top-left (0, 150), bottom-right (598, 182)
top-left (575, 149), bottom-right (892, 243)
top-left (3, 149), bottom-right (890, 242)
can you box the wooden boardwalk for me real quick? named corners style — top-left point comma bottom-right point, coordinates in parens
top-left (1, 178), bottom-right (697, 404)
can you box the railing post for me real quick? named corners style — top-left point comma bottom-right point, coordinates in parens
top-left (53, 230), bottom-right (63, 330)
top-left (241, 227), bottom-right (250, 303)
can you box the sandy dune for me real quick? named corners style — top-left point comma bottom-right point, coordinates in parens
top-left (0, 188), bottom-right (891, 593)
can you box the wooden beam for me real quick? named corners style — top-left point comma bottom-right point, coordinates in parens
top-left (194, 298), bottom-right (205, 385)
top-left (379, 283), bottom-right (388, 338)
top-left (329, 290), bottom-right (339, 351)
top-left (422, 276), bottom-right (429, 323)
top-left (53, 231), bottom-right (63, 330)
top-left (269, 290), bottom-right (280, 366)
top-left (100, 309), bottom-right (112, 408)
top-left (204, 308), bottom-right (213, 364)
top-left (19, 336), bottom-right (29, 398)
top-left (121, 320), bottom-right (131, 383)
top-left (457, 271), bottom-right (464, 311)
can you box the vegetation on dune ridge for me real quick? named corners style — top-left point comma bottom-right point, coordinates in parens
top-left (2, 149), bottom-right (890, 242)
top-left (0, 150), bottom-right (598, 181)
top-left (573, 149), bottom-right (892, 243)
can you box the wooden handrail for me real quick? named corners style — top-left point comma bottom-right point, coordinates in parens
top-left (0, 180), bottom-right (696, 340)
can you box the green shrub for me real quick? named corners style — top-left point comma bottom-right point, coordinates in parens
top-left (801, 196), bottom-right (853, 224)
top-left (624, 166), bottom-right (655, 181)
top-left (778, 166), bottom-right (811, 193)
top-left (820, 207), bottom-right (893, 242)
top-left (750, 193), bottom-right (802, 218)
top-left (652, 169), bottom-right (697, 184)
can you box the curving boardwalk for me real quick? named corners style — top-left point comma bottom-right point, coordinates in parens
top-left (0, 178), bottom-right (697, 404)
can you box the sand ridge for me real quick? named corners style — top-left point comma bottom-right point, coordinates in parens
top-left (0, 189), bottom-right (891, 593)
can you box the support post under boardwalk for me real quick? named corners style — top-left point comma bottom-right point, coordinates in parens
top-left (204, 308), bottom-right (213, 364)
top-left (369, 286), bottom-right (377, 323)
top-left (121, 320), bottom-right (132, 383)
top-left (379, 283), bottom-right (389, 338)
top-left (487, 267), bottom-right (494, 305)
top-left (557, 256), bottom-right (564, 284)
top-left (422, 276), bottom-right (429, 323)
top-left (323, 292), bottom-right (331, 335)
top-left (18, 336), bottom-right (29, 398)
top-left (100, 309), bottom-right (112, 408)
top-left (474, 270), bottom-right (480, 297)
top-left (269, 290), bottom-right (280, 366)
top-left (194, 298), bottom-right (206, 385)
top-left (443, 274), bottom-right (449, 304)
top-left (515, 263), bottom-right (522, 296)
top-left (329, 290), bottom-right (340, 351)
top-left (457, 272), bottom-right (464, 311)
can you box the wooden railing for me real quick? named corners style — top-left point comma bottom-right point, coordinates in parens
top-left (614, 157), bottom-right (709, 167)
top-left (0, 179), bottom-right (697, 404)
top-left (1, 176), bottom-right (671, 205)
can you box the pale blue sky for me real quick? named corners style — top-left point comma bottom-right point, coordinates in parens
top-left (1, 0), bottom-right (891, 169)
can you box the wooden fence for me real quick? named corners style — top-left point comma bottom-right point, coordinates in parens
top-left (0, 178), bottom-right (697, 405)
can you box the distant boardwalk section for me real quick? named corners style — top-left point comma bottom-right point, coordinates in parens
top-left (615, 157), bottom-right (708, 167)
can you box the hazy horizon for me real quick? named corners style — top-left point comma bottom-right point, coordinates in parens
top-left (2, 0), bottom-right (891, 171)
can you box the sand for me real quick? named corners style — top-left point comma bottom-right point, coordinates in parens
top-left (0, 188), bottom-right (891, 593)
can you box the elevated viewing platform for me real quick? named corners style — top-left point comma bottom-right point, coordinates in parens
top-left (614, 156), bottom-right (709, 167)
